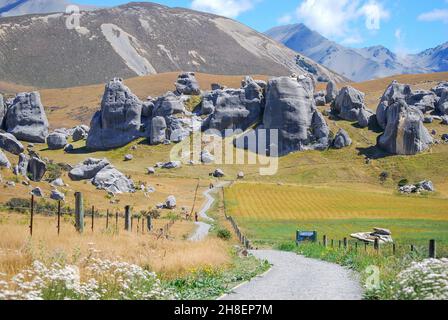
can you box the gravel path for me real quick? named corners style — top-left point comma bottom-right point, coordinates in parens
top-left (221, 250), bottom-right (363, 300)
top-left (188, 182), bottom-right (228, 241)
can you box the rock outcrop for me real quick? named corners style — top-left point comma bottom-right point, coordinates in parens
top-left (47, 132), bottom-right (68, 150)
top-left (5, 92), bottom-right (49, 143)
top-left (175, 72), bottom-right (201, 95)
top-left (262, 76), bottom-right (330, 155)
top-left (86, 78), bottom-right (143, 150)
top-left (332, 86), bottom-right (372, 122)
top-left (72, 125), bottom-right (89, 141)
top-left (165, 195), bottom-right (177, 209)
top-left (0, 132), bottom-right (24, 155)
top-left (16, 153), bottom-right (29, 176)
top-left (149, 116), bottom-right (167, 145)
top-left (68, 158), bottom-right (110, 181)
top-left (27, 157), bottom-right (47, 182)
top-left (377, 100), bottom-right (433, 155)
top-left (92, 165), bottom-right (135, 194)
top-left (332, 129), bottom-right (352, 149)
top-left (325, 80), bottom-right (338, 104)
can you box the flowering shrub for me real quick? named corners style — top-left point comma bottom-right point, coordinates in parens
top-left (393, 258), bottom-right (448, 300)
top-left (0, 258), bottom-right (174, 300)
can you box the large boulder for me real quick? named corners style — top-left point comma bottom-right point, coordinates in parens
top-left (325, 80), bottom-right (338, 104)
top-left (68, 158), bottom-right (110, 181)
top-left (46, 132), bottom-right (68, 150)
top-left (92, 165), bottom-right (135, 194)
top-left (431, 82), bottom-right (448, 97)
top-left (27, 157), bottom-right (47, 182)
top-left (149, 116), bottom-right (167, 145)
top-left (262, 76), bottom-right (330, 155)
top-left (0, 150), bottom-right (11, 168)
top-left (437, 90), bottom-right (448, 115)
top-left (407, 90), bottom-right (438, 113)
top-left (175, 72), bottom-right (201, 95)
top-left (50, 189), bottom-right (65, 201)
top-left (152, 92), bottom-right (185, 117)
top-left (332, 129), bottom-right (352, 149)
top-left (165, 195), bottom-right (177, 209)
top-left (377, 100), bottom-right (433, 155)
top-left (357, 108), bottom-right (375, 128)
top-left (202, 77), bottom-right (263, 133)
top-left (86, 78), bottom-right (143, 150)
top-left (72, 125), bottom-right (89, 141)
top-left (332, 86), bottom-right (368, 121)
top-left (0, 132), bottom-right (24, 155)
top-left (5, 92), bottom-right (49, 143)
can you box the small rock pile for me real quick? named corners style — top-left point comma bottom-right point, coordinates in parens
top-left (399, 180), bottom-right (435, 194)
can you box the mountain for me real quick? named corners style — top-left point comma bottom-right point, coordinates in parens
top-left (0, 0), bottom-right (95, 17)
top-left (265, 23), bottom-right (447, 82)
top-left (0, 2), bottom-right (344, 88)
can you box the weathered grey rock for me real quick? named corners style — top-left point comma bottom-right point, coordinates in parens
top-left (53, 128), bottom-right (71, 137)
top-left (161, 161), bottom-right (181, 169)
top-left (200, 150), bottom-right (215, 164)
top-left (124, 154), bottom-right (133, 161)
top-left (378, 100), bottom-right (433, 155)
top-left (441, 116), bottom-right (448, 125)
top-left (46, 132), bottom-right (67, 150)
top-left (165, 195), bottom-right (177, 209)
top-left (431, 82), bottom-right (448, 97)
top-left (86, 78), bottom-right (143, 150)
top-left (373, 228), bottom-right (392, 236)
top-left (423, 116), bottom-right (433, 124)
top-left (315, 95), bottom-right (326, 106)
top-left (31, 187), bottom-right (44, 197)
top-left (420, 180), bottom-right (435, 192)
top-left (0, 132), bottom-right (24, 155)
top-left (332, 86), bottom-right (367, 121)
top-left (351, 231), bottom-right (393, 244)
top-left (0, 150), bottom-right (11, 168)
top-left (213, 168), bottom-right (225, 177)
top-left (5, 92), bottom-right (49, 143)
top-left (202, 78), bottom-right (263, 133)
top-left (147, 167), bottom-right (156, 174)
top-left (442, 133), bottom-right (448, 141)
top-left (262, 76), bottom-right (330, 155)
top-left (72, 125), bottom-right (88, 141)
top-left (237, 171), bottom-right (244, 179)
top-left (51, 178), bottom-right (65, 187)
top-left (437, 90), bottom-right (448, 115)
top-left (325, 80), bottom-right (338, 104)
top-left (175, 72), bottom-right (201, 95)
top-left (68, 158), bottom-right (110, 181)
top-left (5, 181), bottom-right (15, 187)
top-left (50, 189), bottom-right (65, 201)
top-left (211, 83), bottom-right (224, 91)
top-left (64, 144), bottom-right (74, 153)
top-left (332, 129), bottom-right (352, 149)
top-left (16, 153), bottom-right (29, 176)
top-left (27, 157), bottom-right (46, 182)
top-left (407, 90), bottom-right (438, 113)
top-left (92, 165), bottom-right (135, 194)
top-left (153, 92), bottom-right (185, 117)
top-left (0, 94), bottom-right (5, 129)
top-left (357, 108), bottom-right (375, 128)
top-left (149, 116), bottom-right (167, 145)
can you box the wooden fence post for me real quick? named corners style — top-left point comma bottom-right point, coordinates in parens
top-left (331, 239), bottom-right (334, 248)
top-left (323, 235), bottom-right (327, 247)
top-left (365, 242), bottom-right (368, 252)
top-left (75, 192), bottom-right (84, 233)
top-left (411, 244), bottom-right (415, 252)
top-left (392, 243), bottom-right (396, 255)
top-left (124, 206), bottom-right (131, 231)
top-left (91, 206), bottom-right (95, 232)
top-left (338, 240), bottom-right (341, 249)
top-left (29, 194), bottom-right (34, 236)
top-left (355, 242), bottom-right (358, 251)
top-left (106, 209), bottom-right (109, 229)
top-left (343, 238), bottom-right (348, 249)
top-left (147, 216), bottom-right (152, 232)
top-left (374, 238), bottom-right (379, 253)
top-left (57, 200), bottom-right (61, 235)
top-left (429, 240), bottom-right (436, 258)
top-left (115, 212), bottom-right (119, 233)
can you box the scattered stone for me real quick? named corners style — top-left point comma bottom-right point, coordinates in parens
top-left (399, 180), bottom-right (435, 194)
top-left (373, 228), bottom-right (391, 236)
top-left (31, 187), bottom-right (43, 197)
top-left (442, 134), bottom-right (448, 142)
top-left (357, 108), bottom-right (375, 128)
top-left (332, 129), bottom-right (352, 149)
top-left (50, 189), bottom-right (65, 201)
top-left (5, 181), bottom-right (16, 187)
top-left (64, 144), bottom-right (74, 153)
top-left (211, 83), bottom-right (224, 91)
top-left (440, 116), bottom-right (448, 125)
top-left (92, 165), bottom-right (135, 194)
top-left (86, 78), bottom-right (143, 150)
top-left (147, 167), bottom-right (156, 174)
top-left (51, 178), bottom-right (65, 187)
top-left (5, 92), bottom-right (49, 143)
top-left (27, 157), bottom-right (46, 182)
top-left (420, 180), bottom-right (435, 192)
top-left (175, 72), bottom-right (201, 95)
top-left (72, 125), bottom-right (89, 141)
top-left (68, 158), bottom-right (110, 181)
top-left (161, 161), bottom-right (181, 169)
top-left (165, 195), bottom-right (177, 209)
top-left (46, 132), bottom-right (68, 150)
top-left (124, 154), bottom-right (133, 161)
top-left (423, 116), bottom-right (433, 124)
top-left (0, 132), bottom-right (25, 155)
top-left (237, 171), bottom-right (244, 179)
top-left (213, 168), bottom-right (225, 178)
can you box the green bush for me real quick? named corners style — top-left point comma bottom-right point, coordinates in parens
top-left (217, 228), bottom-right (232, 241)
top-left (398, 179), bottom-right (409, 187)
top-left (45, 163), bottom-right (62, 181)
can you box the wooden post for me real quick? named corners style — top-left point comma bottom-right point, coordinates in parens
top-left (115, 212), bottom-right (119, 233)
top-left (429, 240), bottom-right (436, 258)
top-left (374, 238), bottom-right (379, 252)
top-left (142, 217), bottom-right (145, 234)
top-left (392, 243), bottom-right (396, 255)
top-left (57, 201), bottom-right (61, 236)
top-left (124, 206), bottom-right (131, 231)
top-left (355, 242), bottom-right (358, 251)
top-left (91, 206), bottom-right (94, 232)
top-left (331, 239), bottom-right (334, 248)
top-left (29, 194), bottom-right (35, 236)
top-left (411, 244), bottom-right (415, 252)
top-left (343, 238), bottom-right (348, 249)
top-left (323, 235), bottom-right (328, 247)
top-left (338, 240), bottom-right (341, 249)
top-left (75, 192), bottom-right (84, 233)
top-left (365, 242), bottom-right (368, 252)
top-left (137, 216), bottom-right (140, 234)
top-left (146, 216), bottom-right (152, 232)
top-left (106, 209), bottom-right (109, 229)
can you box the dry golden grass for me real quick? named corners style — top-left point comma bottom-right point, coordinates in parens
top-left (0, 213), bottom-right (229, 278)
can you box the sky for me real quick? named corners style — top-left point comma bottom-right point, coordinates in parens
top-left (76, 0), bottom-right (448, 53)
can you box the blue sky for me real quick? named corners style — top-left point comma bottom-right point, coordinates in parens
top-left (76, 0), bottom-right (448, 53)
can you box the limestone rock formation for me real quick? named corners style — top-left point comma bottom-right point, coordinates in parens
top-left (262, 76), bottom-right (330, 155)
top-left (175, 72), bottom-right (201, 95)
top-left (16, 153), bottom-right (29, 176)
top-left (332, 86), bottom-right (369, 122)
top-left (438, 90), bottom-right (448, 115)
top-left (314, 91), bottom-right (326, 106)
top-left (86, 78), bottom-right (143, 150)
top-left (165, 195), bottom-right (177, 209)
top-left (332, 129), bottom-right (352, 149)
top-left (72, 125), bottom-right (89, 141)
top-left (357, 108), bottom-right (375, 128)
top-left (377, 100), bottom-right (433, 155)
top-left (47, 132), bottom-right (68, 150)
top-left (325, 80), bottom-right (338, 104)
top-left (149, 116), bottom-right (167, 145)
top-left (0, 132), bottom-right (24, 155)
top-left (152, 92), bottom-right (185, 117)
top-left (351, 228), bottom-right (393, 244)
top-left (5, 92), bottom-right (49, 143)
top-left (27, 157), bottom-right (47, 182)
top-left (213, 168), bottom-right (225, 177)
top-left (92, 165), bottom-right (135, 194)
top-left (68, 158), bottom-right (110, 181)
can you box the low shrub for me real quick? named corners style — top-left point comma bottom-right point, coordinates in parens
top-left (217, 228), bottom-right (232, 241)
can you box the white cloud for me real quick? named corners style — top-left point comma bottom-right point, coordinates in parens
top-left (295, 0), bottom-right (389, 39)
top-left (191, 0), bottom-right (255, 18)
top-left (418, 9), bottom-right (448, 24)
top-left (394, 28), bottom-right (402, 41)
top-left (277, 14), bottom-right (293, 25)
